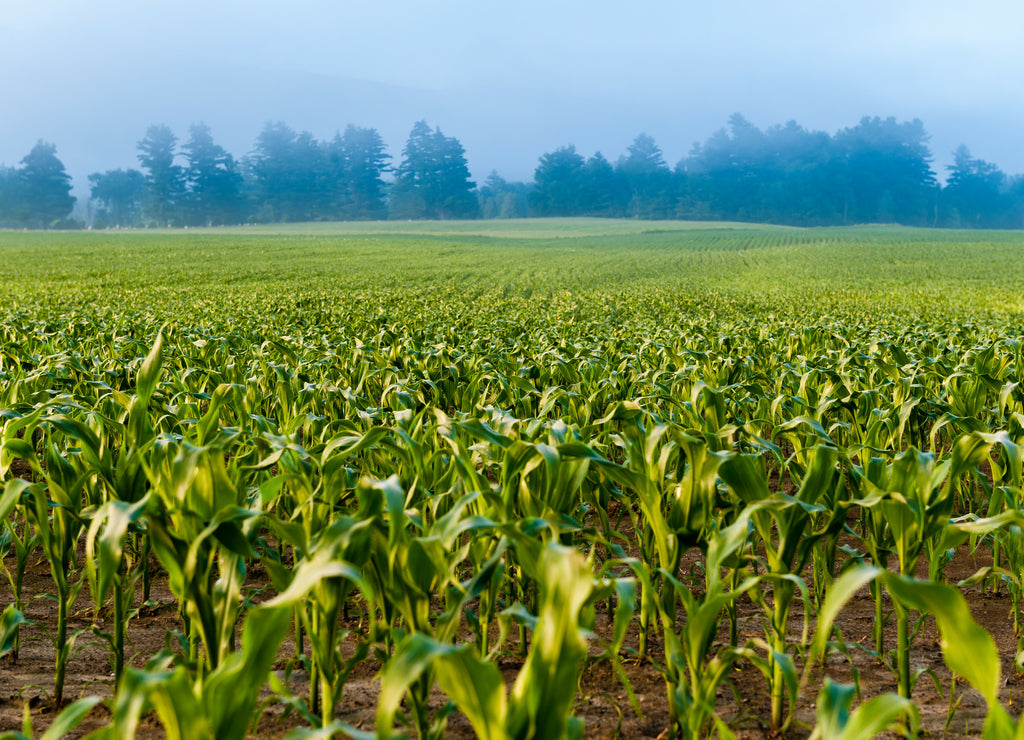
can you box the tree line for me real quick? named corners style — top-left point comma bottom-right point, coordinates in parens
top-left (2, 114), bottom-right (1024, 229)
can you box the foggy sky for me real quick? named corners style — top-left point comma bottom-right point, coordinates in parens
top-left (3, 0), bottom-right (1024, 202)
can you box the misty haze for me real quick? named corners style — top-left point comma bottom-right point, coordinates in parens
top-left (3, 1), bottom-right (1024, 229)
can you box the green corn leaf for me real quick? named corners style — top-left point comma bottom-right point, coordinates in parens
top-left (136, 331), bottom-right (164, 406)
top-left (0, 478), bottom-right (31, 522)
top-left (283, 723), bottom-right (374, 740)
top-left (84, 496), bottom-right (150, 605)
top-left (837, 692), bottom-right (917, 739)
top-left (810, 565), bottom-right (881, 661)
top-left (435, 646), bottom-right (509, 740)
top-left (0, 606), bottom-right (30, 660)
top-left (718, 453), bottom-right (771, 505)
top-left (811, 678), bottom-right (915, 740)
top-left (203, 604), bottom-right (294, 740)
top-left (377, 632), bottom-right (453, 740)
top-left (881, 573), bottom-right (1001, 707)
top-left (36, 696), bottom-right (103, 740)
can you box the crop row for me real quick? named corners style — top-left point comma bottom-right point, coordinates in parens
top-left (0, 305), bottom-right (1023, 738)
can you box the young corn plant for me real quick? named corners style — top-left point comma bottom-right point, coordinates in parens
top-left (83, 495), bottom-right (150, 683)
top-left (644, 507), bottom-right (763, 738)
top-left (717, 443), bottom-right (840, 732)
top-left (0, 479), bottom-right (38, 661)
top-left (265, 513), bottom-right (377, 727)
top-left (100, 552), bottom-right (366, 740)
top-left (375, 541), bottom-right (596, 740)
top-left (808, 678), bottom-right (916, 740)
top-left (359, 475), bottom-right (500, 738)
top-left (143, 438), bottom-right (260, 674)
top-left (595, 405), bottom-right (728, 657)
top-left (0, 696), bottom-right (103, 740)
top-left (17, 451), bottom-right (92, 707)
top-left (854, 434), bottom-right (992, 699)
top-left (1, 605), bottom-right (30, 661)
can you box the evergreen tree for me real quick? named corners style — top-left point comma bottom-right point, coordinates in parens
top-left (581, 152), bottom-right (624, 216)
top-left (392, 121), bottom-right (477, 219)
top-left (88, 168), bottom-right (145, 227)
top-left (293, 131), bottom-right (330, 220)
top-left (434, 132), bottom-right (478, 218)
top-left (0, 166), bottom-right (17, 227)
top-left (683, 115), bottom-right (773, 222)
top-left (530, 145), bottom-right (586, 216)
top-left (250, 122), bottom-right (299, 221)
top-left (679, 113), bottom-right (941, 226)
top-left (182, 123), bottom-right (244, 225)
top-left (761, 121), bottom-right (839, 225)
top-left (250, 122), bottom-right (330, 222)
top-left (391, 121), bottom-right (436, 219)
top-left (835, 116), bottom-right (937, 225)
top-left (617, 134), bottom-right (672, 218)
top-left (339, 125), bottom-right (390, 220)
top-left (941, 145), bottom-right (1007, 227)
top-left (16, 141), bottom-right (76, 229)
top-left (137, 125), bottom-right (185, 226)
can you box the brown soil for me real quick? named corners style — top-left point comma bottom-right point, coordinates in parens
top-left (2, 540), bottom-right (1020, 740)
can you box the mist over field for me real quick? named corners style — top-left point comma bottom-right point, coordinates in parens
top-left (3, 0), bottom-right (1023, 197)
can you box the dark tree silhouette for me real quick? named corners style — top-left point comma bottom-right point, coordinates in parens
top-left (183, 123), bottom-right (244, 226)
top-left (89, 168), bottom-right (145, 227)
top-left (137, 125), bottom-right (185, 226)
top-left (392, 121), bottom-right (478, 219)
top-left (530, 145), bottom-right (586, 216)
top-left (15, 141), bottom-right (76, 229)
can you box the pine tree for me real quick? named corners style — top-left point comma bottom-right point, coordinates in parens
top-left (17, 141), bottom-right (76, 228)
top-left (183, 123), bottom-right (244, 226)
top-left (137, 125), bottom-right (185, 226)
top-left (339, 125), bottom-right (389, 220)
top-left (88, 169), bottom-right (145, 227)
top-left (392, 121), bottom-right (477, 219)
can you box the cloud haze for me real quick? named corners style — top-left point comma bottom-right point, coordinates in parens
top-left (3, 0), bottom-right (1022, 195)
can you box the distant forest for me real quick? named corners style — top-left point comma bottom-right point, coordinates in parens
top-left (2, 114), bottom-right (1023, 229)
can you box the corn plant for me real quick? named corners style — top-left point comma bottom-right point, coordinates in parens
top-left (717, 442), bottom-right (841, 731)
top-left (17, 471), bottom-right (89, 707)
top-left (597, 406), bottom-right (728, 656)
top-left (0, 605), bottom-right (30, 661)
top-left (808, 678), bottom-right (916, 740)
top-left (83, 495), bottom-right (149, 682)
top-left (375, 542), bottom-right (596, 740)
top-left (853, 434), bottom-right (993, 698)
top-left (265, 513), bottom-right (377, 726)
top-left (359, 475), bottom-right (500, 738)
top-left (0, 480), bottom-right (38, 661)
top-left (143, 438), bottom-right (260, 673)
top-left (0, 696), bottom-right (102, 740)
top-left (645, 507), bottom-right (762, 738)
top-left (100, 551), bottom-right (364, 740)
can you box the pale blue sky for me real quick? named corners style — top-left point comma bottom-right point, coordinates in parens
top-left (3, 0), bottom-right (1023, 197)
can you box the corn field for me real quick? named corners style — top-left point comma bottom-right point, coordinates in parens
top-left (3, 221), bottom-right (1024, 738)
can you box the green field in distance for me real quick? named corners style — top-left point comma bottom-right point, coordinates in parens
top-left (3, 219), bottom-right (1023, 330)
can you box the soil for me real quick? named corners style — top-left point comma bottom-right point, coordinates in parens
top-left (1, 535), bottom-right (1020, 740)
